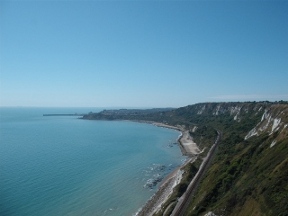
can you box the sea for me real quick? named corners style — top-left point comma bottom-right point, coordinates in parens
top-left (0, 107), bottom-right (186, 216)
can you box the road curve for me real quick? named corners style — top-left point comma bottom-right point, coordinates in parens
top-left (170, 130), bottom-right (221, 216)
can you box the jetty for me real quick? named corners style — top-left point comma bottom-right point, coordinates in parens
top-left (43, 114), bottom-right (84, 116)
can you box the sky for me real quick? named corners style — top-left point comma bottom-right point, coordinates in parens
top-left (0, 0), bottom-right (287, 108)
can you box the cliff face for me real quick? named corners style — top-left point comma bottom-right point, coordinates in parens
top-left (244, 104), bottom-right (288, 146)
top-left (185, 102), bottom-right (288, 148)
top-left (180, 103), bottom-right (288, 216)
top-left (174, 102), bottom-right (267, 121)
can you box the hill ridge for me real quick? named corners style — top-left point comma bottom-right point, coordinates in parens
top-left (82, 102), bottom-right (288, 216)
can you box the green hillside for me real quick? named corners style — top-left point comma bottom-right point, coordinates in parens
top-left (83, 102), bottom-right (288, 216)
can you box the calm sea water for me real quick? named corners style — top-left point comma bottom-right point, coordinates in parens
top-left (0, 108), bottom-right (185, 216)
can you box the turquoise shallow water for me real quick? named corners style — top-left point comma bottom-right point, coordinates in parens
top-left (0, 108), bottom-right (186, 216)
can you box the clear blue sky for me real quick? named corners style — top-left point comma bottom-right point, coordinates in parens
top-left (1, 1), bottom-right (287, 108)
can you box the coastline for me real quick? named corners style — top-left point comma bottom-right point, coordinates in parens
top-left (135, 122), bottom-right (201, 216)
top-left (152, 122), bottom-right (201, 156)
top-left (135, 168), bottom-right (184, 216)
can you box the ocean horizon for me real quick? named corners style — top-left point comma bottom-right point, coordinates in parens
top-left (0, 107), bottom-right (186, 216)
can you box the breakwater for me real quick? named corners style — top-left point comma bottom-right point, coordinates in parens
top-left (43, 113), bottom-right (84, 116)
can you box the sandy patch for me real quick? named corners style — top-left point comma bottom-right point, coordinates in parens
top-left (179, 130), bottom-right (201, 155)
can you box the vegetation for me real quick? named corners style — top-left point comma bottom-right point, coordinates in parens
top-left (153, 160), bottom-right (201, 216)
top-left (82, 102), bottom-right (288, 216)
top-left (186, 133), bottom-right (288, 216)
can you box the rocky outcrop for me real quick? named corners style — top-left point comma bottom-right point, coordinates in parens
top-left (204, 212), bottom-right (217, 216)
top-left (244, 104), bottom-right (288, 148)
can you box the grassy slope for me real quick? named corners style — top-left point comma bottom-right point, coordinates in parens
top-left (83, 102), bottom-right (288, 216)
top-left (185, 104), bottom-right (288, 216)
top-left (186, 133), bottom-right (288, 216)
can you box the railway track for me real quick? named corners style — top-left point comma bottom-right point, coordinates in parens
top-left (171, 130), bottom-right (221, 216)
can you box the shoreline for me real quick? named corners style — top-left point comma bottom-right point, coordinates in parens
top-left (152, 122), bottom-right (201, 156)
top-left (135, 122), bottom-right (201, 216)
top-left (135, 168), bottom-right (184, 216)
top-left (135, 121), bottom-right (200, 156)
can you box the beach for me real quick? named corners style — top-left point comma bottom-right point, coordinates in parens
top-left (135, 123), bottom-right (201, 216)
top-left (152, 122), bottom-right (201, 156)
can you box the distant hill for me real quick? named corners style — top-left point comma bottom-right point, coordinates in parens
top-left (83, 107), bottom-right (175, 120)
top-left (83, 102), bottom-right (288, 216)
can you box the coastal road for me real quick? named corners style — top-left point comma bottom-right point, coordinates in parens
top-left (171, 130), bottom-right (221, 216)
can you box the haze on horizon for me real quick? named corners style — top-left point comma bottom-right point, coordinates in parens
top-left (0, 1), bottom-right (287, 108)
